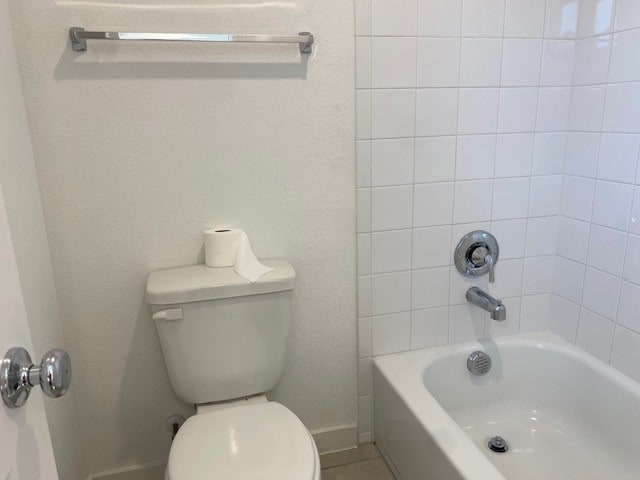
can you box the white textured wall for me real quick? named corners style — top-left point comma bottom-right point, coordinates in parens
top-left (10, 0), bottom-right (356, 475)
top-left (1, 3), bottom-right (88, 479)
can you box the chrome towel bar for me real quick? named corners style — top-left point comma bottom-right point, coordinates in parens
top-left (69, 27), bottom-right (314, 54)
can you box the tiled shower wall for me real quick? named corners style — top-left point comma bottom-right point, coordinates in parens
top-left (355, 0), bottom-right (578, 442)
top-left (550, 0), bottom-right (640, 384)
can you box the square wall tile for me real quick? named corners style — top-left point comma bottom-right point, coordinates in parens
top-left (553, 256), bottom-right (585, 303)
top-left (371, 229), bottom-right (412, 273)
top-left (356, 90), bottom-right (371, 140)
top-left (564, 133), bottom-right (599, 177)
top-left (537, 87), bottom-right (572, 132)
top-left (372, 0), bottom-right (418, 36)
top-left (412, 226), bottom-right (452, 269)
top-left (603, 83), bottom-right (640, 134)
top-left (357, 188), bottom-right (371, 233)
top-left (615, 0), bottom-right (640, 31)
top-left (529, 175), bottom-right (562, 217)
top-left (523, 255), bottom-right (555, 294)
top-left (582, 267), bottom-right (621, 320)
top-left (609, 30), bottom-right (640, 84)
top-left (498, 88), bottom-right (539, 133)
top-left (577, 0), bottom-right (614, 37)
top-left (520, 293), bottom-right (551, 332)
top-left (371, 185), bottom-right (413, 231)
top-left (358, 276), bottom-right (372, 317)
top-left (449, 303), bottom-right (487, 343)
top-left (556, 216), bottom-right (590, 263)
top-left (550, 294), bottom-right (580, 342)
top-left (591, 180), bottom-right (633, 231)
top-left (414, 137), bottom-right (456, 183)
top-left (573, 36), bottom-right (611, 86)
top-left (618, 281), bottom-right (640, 333)
top-left (356, 0), bottom-right (372, 36)
top-left (487, 258), bottom-right (524, 298)
top-left (611, 326), bottom-right (640, 383)
top-left (545, 0), bottom-right (578, 39)
top-left (576, 308), bottom-right (614, 362)
top-left (371, 271), bottom-right (412, 315)
top-left (417, 38), bottom-right (461, 88)
top-left (358, 358), bottom-right (373, 395)
top-left (495, 133), bottom-right (534, 178)
top-left (356, 37), bottom-right (372, 89)
top-left (454, 180), bottom-right (494, 224)
top-left (371, 312), bottom-right (411, 355)
top-left (418, 0), bottom-right (462, 36)
top-left (504, 0), bottom-right (546, 37)
top-left (458, 89), bottom-right (500, 135)
top-left (411, 307), bottom-right (449, 349)
top-left (541, 40), bottom-right (576, 86)
top-left (501, 39), bottom-right (543, 87)
top-left (413, 182), bottom-right (455, 227)
top-left (490, 219), bottom-right (527, 259)
top-left (357, 233), bottom-right (371, 275)
top-left (456, 135), bottom-right (496, 180)
top-left (356, 141), bottom-right (372, 188)
top-left (412, 267), bottom-right (451, 309)
top-left (630, 188), bottom-right (640, 235)
top-left (358, 317), bottom-right (372, 358)
top-left (560, 175), bottom-right (595, 221)
top-left (492, 178), bottom-right (531, 220)
top-left (372, 37), bottom-right (417, 88)
top-left (532, 133), bottom-right (565, 175)
top-left (587, 225), bottom-right (627, 276)
top-left (462, 0), bottom-right (506, 36)
top-left (568, 86), bottom-right (606, 132)
top-left (460, 38), bottom-right (503, 87)
top-left (416, 89), bottom-right (459, 136)
top-left (623, 234), bottom-right (640, 285)
top-left (372, 89), bottom-right (416, 139)
top-left (596, 134), bottom-right (640, 184)
top-left (525, 216), bottom-right (558, 256)
top-left (371, 138), bottom-right (415, 186)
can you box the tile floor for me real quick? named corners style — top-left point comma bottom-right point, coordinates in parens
top-left (320, 443), bottom-right (394, 479)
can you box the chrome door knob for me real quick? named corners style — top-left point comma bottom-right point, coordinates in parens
top-left (0, 347), bottom-right (72, 408)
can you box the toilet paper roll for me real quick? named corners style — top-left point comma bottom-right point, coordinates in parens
top-left (203, 228), bottom-right (241, 267)
top-left (203, 228), bottom-right (274, 283)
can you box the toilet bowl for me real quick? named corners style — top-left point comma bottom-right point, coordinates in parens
top-left (166, 401), bottom-right (320, 480)
top-left (145, 259), bottom-right (320, 480)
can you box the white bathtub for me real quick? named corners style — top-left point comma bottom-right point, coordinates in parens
top-left (373, 332), bottom-right (640, 480)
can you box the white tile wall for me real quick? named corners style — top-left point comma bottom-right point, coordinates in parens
top-left (357, 0), bottom-right (640, 444)
top-left (551, 0), bottom-right (640, 394)
top-left (355, 0), bottom-right (579, 444)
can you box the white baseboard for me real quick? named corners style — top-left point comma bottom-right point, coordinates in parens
top-left (311, 423), bottom-right (358, 454)
top-left (88, 424), bottom-right (358, 479)
top-left (87, 461), bottom-right (166, 480)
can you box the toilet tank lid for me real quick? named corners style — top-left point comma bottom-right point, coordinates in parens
top-left (145, 258), bottom-right (295, 305)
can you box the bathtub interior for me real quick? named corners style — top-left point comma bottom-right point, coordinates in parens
top-left (420, 340), bottom-right (640, 480)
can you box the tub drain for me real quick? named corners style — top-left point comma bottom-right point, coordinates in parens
top-left (488, 436), bottom-right (509, 453)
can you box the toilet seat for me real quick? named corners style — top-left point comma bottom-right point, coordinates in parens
top-left (166, 402), bottom-right (320, 480)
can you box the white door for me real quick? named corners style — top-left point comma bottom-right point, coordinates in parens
top-left (0, 186), bottom-right (58, 479)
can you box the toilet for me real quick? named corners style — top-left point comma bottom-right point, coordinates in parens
top-left (145, 259), bottom-right (321, 480)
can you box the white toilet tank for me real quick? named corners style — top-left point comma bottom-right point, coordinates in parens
top-left (145, 259), bottom-right (295, 405)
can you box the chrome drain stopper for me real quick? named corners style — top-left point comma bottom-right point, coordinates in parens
top-left (488, 436), bottom-right (509, 453)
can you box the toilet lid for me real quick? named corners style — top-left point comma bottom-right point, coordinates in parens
top-left (167, 402), bottom-right (317, 480)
